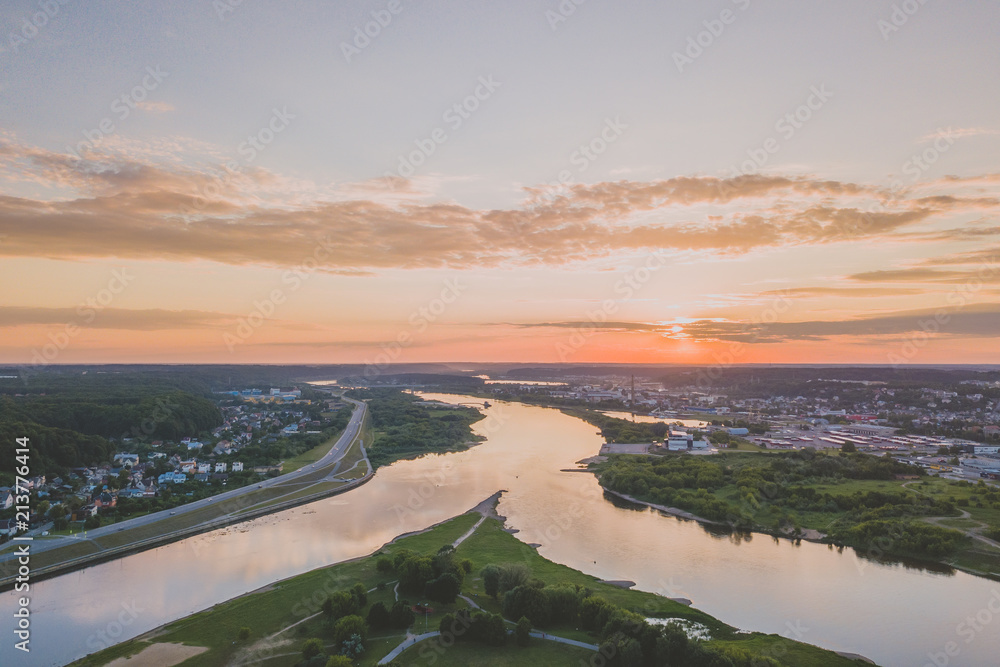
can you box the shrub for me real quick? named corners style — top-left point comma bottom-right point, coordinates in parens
top-left (515, 616), bottom-right (531, 646)
top-left (302, 638), bottom-right (324, 660)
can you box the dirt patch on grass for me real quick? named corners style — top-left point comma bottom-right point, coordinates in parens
top-left (105, 642), bottom-right (206, 667)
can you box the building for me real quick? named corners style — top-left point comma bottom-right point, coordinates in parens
top-left (842, 424), bottom-right (897, 437)
top-left (113, 453), bottom-right (139, 466)
top-left (93, 490), bottom-right (117, 509)
top-left (215, 462), bottom-right (227, 472)
top-left (974, 445), bottom-right (1000, 455)
top-left (232, 462), bottom-right (244, 472)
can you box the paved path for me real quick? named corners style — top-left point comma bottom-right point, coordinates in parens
top-left (529, 631), bottom-right (599, 650)
top-left (451, 515), bottom-right (486, 548)
top-left (458, 594), bottom-right (481, 610)
top-left (378, 631), bottom-right (440, 664)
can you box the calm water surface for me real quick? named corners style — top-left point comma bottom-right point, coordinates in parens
top-left (2, 395), bottom-right (998, 667)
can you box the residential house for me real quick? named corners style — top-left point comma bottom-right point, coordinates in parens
top-left (0, 487), bottom-right (13, 510)
top-left (93, 490), bottom-right (117, 509)
top-left (0, 518), bottom-right (20, 536)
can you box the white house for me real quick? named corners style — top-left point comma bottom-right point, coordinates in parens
top-left (215, 462), bottom-right (227, 472)
top-left (232, 462), bottom-right (244, 472)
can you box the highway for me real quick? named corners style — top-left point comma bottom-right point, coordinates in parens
top-left (0, 396), bottom-right (367, 564)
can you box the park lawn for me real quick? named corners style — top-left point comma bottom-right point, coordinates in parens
top-left (395, 637), bottom-right (595, 666)
top-left (454, 518), bottom-right (725, 635)
top-left (357, 635), bottom-right (408, 667)
top-left (707, 634), bottom-right (872, 667)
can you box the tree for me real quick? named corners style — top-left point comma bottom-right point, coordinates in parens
top-left (350, 582), bottom-right (368, 608)
top-left (325, 656), bottom-right (352, 667)
top-left (425, 572), bottom-right (461, 604)
top-left (497, 563), bottom-right (530, 595)
top-left (326, 591), bottom-right (356, 619)
top-left (333, 614), bottom-right (367, 646)
top-left (502, 584), bottom-right (551, 627)
top-left (367, 601), bottom-right (390, 630)
top-left (580, 597), bottom-right (612, 631)
top-left (399, 556), bottom-right (434, 592)
top-left (459, 559), bottom-right (473, 574)
top-left (516, 616), bottom-right (531, 646)
top-left (841, 441), bottom-right (857, 453)
top-left (376, 556), bottom-right (393, 573)
top-left (302, 638), bottom-right (324, 660)
top-left (479, 612), bottom-right (507, 647)
top-left (84, 515), bottom-right (101, 530)
top-left (237, 627), bottom-right (251, 641)
top-left (389, 601), bottom-right (414, 629)
top-left (340, 633), bottom-right (365, 659)
top-left (544, 584), bottom-right (583, 620)
top-left (481, 564), bottom-right (500, 598)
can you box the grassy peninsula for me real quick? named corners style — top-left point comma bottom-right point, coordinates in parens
top-left (69, 498), bottom-right (873, 667)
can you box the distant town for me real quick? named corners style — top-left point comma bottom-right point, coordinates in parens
top-left (471, 375), bottom-right (1000, 482)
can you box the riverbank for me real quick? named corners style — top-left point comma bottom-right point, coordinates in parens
top-left (0, 402), bottom-right (372, 591)
top-left (592, 451), bottom-right (1000, 582)
top-left (68, 493), bottom-right (876, 667)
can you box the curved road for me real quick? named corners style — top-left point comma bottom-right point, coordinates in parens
top-left (0, 397), bottom-right (367, 565)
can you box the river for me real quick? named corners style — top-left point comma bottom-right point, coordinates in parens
top-left (2, 395), bottom-right (998, 666)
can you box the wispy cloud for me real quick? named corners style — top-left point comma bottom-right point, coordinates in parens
top-left (506, 304), bottom-right (1000, 343)
top-left (1, 136), bottom-right (999, 272)
top-left (0, 306), bottom-right (234, 330)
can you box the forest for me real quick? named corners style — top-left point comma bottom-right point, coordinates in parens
top-left (0, 371), bottom-right (223, 481)
top-left (597, 450), bottom-right (971, 562)
top-left (345, 388), bottom-right (485, 468)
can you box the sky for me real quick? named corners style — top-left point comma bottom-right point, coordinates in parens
top-left (1, 0), bottom-right (999, 367)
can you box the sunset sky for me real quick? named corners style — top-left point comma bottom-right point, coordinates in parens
top-left (2, 0), bottom-right (999, 366)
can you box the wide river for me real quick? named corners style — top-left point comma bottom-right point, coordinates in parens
top-left (3, 395), bottom-right (999, 666)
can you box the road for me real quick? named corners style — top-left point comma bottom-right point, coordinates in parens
top-left (0, 397), bottom-right (367, 563)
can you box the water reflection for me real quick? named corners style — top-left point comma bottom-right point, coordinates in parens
top-left (1, 395), bottom-right (997, 667)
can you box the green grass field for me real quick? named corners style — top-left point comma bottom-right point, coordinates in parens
top-left (395, 637), bottom-right (595, 666)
